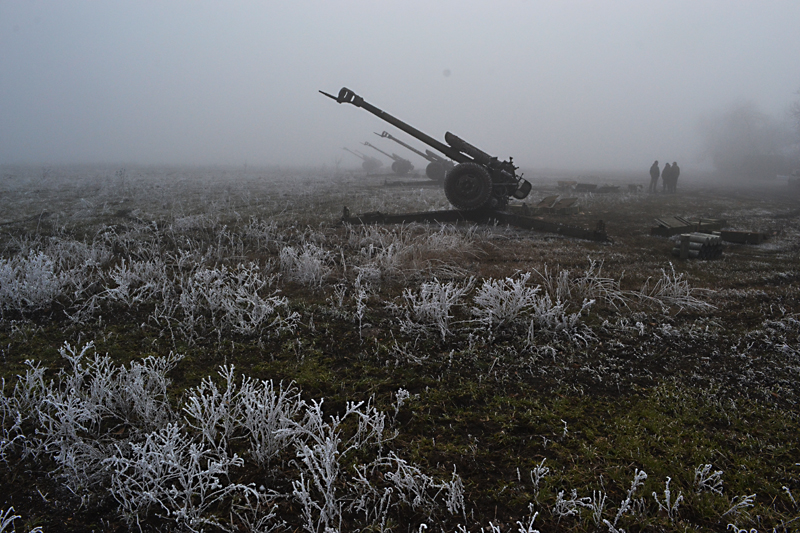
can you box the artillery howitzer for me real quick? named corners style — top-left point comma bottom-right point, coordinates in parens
top-left (323, 87), bottom-right (608, 242)
top-left (361, 141), bottom-right (415, 176)
top-left (343, 147), bottom-right (383, 173)
top-left (376, 131), bottom-right (454, 183)
top-left (321, 87), bottom-right (531, 210)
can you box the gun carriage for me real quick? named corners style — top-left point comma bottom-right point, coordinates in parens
top-left (342, 147), bottom-right (383, 174)
top-left (361, 141), bottom-right (415, 176)
top-left (322, 87), bottom-right (608, 242)
top-left (321, 87), bottom-right (531, 211)
top-left (375, 131), bottom-right (454, 183)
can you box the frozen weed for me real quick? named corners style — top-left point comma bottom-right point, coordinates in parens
top-left (722, 493), bottom-right (757, 519)
top-left (472, 272), bottom-right (540, 329)
top-left (5, 342), bottom-right (182, 489)
top-left (104, 422), bottom-right (259, 532)
top-left (652, 476), bottom-right (683, 522)
top-left (694, 463), bottom-right (724, 495)
top-left (395, 277), bottom-right (474, 341)
top-left (279, 242), bottom-right (333, 287)
top-left (552, 489), bottom-right (592, 521)
top-left (638, 263), bottom-right (715, 314)
top-left (0, 508), bottom-right (43, 533)
top-left (606, 468), bottom-right (647, 529)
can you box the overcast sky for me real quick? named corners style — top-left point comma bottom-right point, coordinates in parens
top-left (1, 1), bottom-right (799, 172)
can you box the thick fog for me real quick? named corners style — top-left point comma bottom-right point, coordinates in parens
top-left (2, 1), bottom-right (799, 173)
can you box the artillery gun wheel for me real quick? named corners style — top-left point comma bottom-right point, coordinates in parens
top-left (426, 162), bottom-right (447, 183)
top-left (444, 162), bottom-right (492, 210)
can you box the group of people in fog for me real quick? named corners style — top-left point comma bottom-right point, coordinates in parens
top-left (649, 160), bottom-right (680, 193)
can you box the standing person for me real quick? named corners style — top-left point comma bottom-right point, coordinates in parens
top-left (661, 162), bottom-right (671, 193)
top-left (649, 160), bottom-right (660, 193)
top-left (670, 162), bottom-right (680, 193)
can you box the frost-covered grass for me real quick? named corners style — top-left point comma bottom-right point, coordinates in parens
top-left (1, 165), bottom-right (799, 531)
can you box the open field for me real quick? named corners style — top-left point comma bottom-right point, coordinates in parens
top-left (1, 164), bottom-right (799, 532)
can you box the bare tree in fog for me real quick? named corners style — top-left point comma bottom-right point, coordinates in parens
top-left (790, 88), bottom-right (800, 150)
top-left (698, 101), bottom-right (797, 179)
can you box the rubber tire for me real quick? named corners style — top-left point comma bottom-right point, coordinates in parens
top-left (444, 162), bottom-right (493, 210)
top-left (426, 162), bottom-right (446, 183)
top-left (393, 160), bottom-right (412, 175)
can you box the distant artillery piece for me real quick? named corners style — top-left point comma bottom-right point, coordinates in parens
top-left (361, 141), bottom-right (415, 176)
top-left (343, 147), bottom-right (384, 174)
top-left (375, 131), bottom-right (454, 183)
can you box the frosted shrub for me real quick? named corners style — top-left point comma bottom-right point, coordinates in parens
top-left (0, 508), bottom-right (43, 533)
top-left (526, 294), bottom-right (595, 344)
top-left (174, 263), bottom-right (297, 342)
top-left (183, 366), bottom-right (305, 466)
top-left (237, 378), bottom-right (304, 468)
top-left (397, 277), bottom-right (474, 341)
top-left (472, 273), bottom-right (540, 329)
top-left (349, 224), bottom-right (481, 280)
top-left (280, 243), bottom-right (332, 286)
top-left (0, 251), bottom-right (65, 313)
top-left (552, 489), bottom-right (592, 521)
top-left (10, 342), bottom-right (182, 489)
top-left (289, 398), bottom-right (393, 532)
top-left (0, 379), bottom-right (24, 464)
top-left (104, 257), bottom-right (170, 306)
top-left (605, 468), bottom-right (648, 530)
top-left (105, 423), bottom-right (259, 532)
top-left (694, 464), bottom-right (724, 495)
top-left (639, 263), bottom-right (715, 314)
top-left (352, 452), bottom-right (465, 524)
top-left (566, 259), bottom-right (629, 310)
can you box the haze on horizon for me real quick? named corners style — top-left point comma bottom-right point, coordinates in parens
top-left (1, 1), bottom-right (799, 174)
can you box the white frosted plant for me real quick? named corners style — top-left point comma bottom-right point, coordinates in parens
top-left (351, 452), bottom-right (465, 525)
top-left (565, 259), bottom-right (629, 311)
top-left (639, 263), bottom-right (715, 314)
top-left (237, 378), bottom-right (304, 468)
top-left (0, 508), bottom-right (43, 533)
top-left (183, 366), bottom-right (305, 466)
top-left (472, 272), bottom-right (540, 329)
top-left (104, 422), bottom-right (259, 533)
top-left (104, 257), bottom-right (170, 307)
top-left (279, 242), bottom-right (332, 287)
top-left (288, 398), bottom-right (397, 533)
top-left (0, 251), bottom-right (65, 314)
top-left (7, 342), bottom-right (182, 489)
top-left (526, 293), bottom-right (595, 344)
top-left (652, 477), bottom-right (683, 522)
top-left (173, 263), bottom-right (297, 343)
top-left (604, 468), bottom-right (648, 530)
top-left (397, 277), bottom-right (474, 341)
top-left (694, 463), bottom-right (724, 495)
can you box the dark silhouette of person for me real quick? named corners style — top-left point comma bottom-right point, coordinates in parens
top-left (661, 163), bottom-right (671, 193)
top-left (649, 160), bottom-right (660, 193)
top-left (669, 162), bottom-right (680, 193)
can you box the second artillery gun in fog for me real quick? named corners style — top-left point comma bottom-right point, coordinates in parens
top-left (343, 147), bottom-right (383, 173)
top-left (376, 131), bottom-right (454, 183)
top-left (361, 141), bottom-right (415, 176)
top-left (321, 87), bottom-right (531, 210)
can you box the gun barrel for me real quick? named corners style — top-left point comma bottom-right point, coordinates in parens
top-left (323, 88), bottom-right (469, 164)
top-left (342, 147), bottom-right (365, 161)
top-left (377, 131), bottom-right (433, 162)
top-left (362, 141), bottom-right (396, 161)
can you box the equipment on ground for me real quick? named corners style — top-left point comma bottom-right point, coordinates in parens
top-left (321, 87), bottom-right (531, 210)
top-left (375, 131), bottom-right (454, 182)
top-left (361, 141), bottom-right (415, 175)
top-left (343, 147), bottom-right (383, 173)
